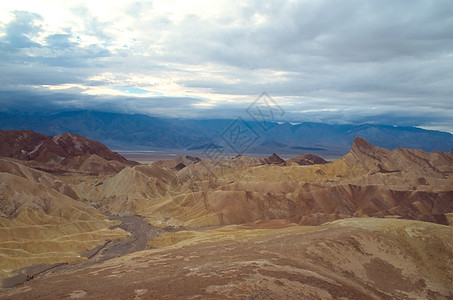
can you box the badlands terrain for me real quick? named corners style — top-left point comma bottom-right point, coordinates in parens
top-left (0, 129), bottom-right (452, 299)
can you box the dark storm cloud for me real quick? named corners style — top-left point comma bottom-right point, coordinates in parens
top-left (1, 86), bottom-right (452, 133)
top-left (0, 88), bottom-right (207, 118)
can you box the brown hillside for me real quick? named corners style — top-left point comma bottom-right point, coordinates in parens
top-left (2, 218), bottom-right (451, 299)
top-left (0, 130), bottom-right (136, 174)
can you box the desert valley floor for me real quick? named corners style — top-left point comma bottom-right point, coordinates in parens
top-left (0, 130), bottom-right (452, 299)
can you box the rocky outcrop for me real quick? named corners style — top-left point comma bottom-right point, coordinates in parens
top-left (153, 155), bottom-right (201, 171)
top-left (172, 162), bottom-right (187, 171)
top-left (262, 153), bottom-right (285, 165)
top-left (288, 153), bottom-right (328, 165)
top-left (344, 136), bottom-right (453, 175)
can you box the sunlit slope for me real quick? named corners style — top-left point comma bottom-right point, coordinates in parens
top-left (0, 158), bottom-right (79, 199)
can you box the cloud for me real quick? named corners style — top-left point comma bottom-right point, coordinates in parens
top-left (45, 33), bottom-right (77, 49)
top-left (0, 1), bottom-right (452, 132)
top-left (0, 11), bottom-right (43, 50)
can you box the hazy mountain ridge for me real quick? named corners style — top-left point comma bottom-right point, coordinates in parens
top-left (1, 111), bottom-right (452, 155)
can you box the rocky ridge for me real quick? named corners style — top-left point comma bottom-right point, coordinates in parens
top-left (0, 130), bottom-right (136, 174)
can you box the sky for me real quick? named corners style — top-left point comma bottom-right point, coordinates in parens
top-left (0, 0), bottom-right (452, 132)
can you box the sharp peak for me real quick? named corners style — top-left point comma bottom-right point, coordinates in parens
top-left (351, 136), bottom-right (375, 151)
top-left (266, 153), bottom-right (284, 160)
top-left (264, 153), bottom-right (285, 164)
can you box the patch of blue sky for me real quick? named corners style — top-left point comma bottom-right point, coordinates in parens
top-left (115, 87), bottom-right (150, 95)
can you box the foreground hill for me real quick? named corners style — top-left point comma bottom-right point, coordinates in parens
top-left (1, 218), bottom-right (451, 299)
top-left (0, 130), bottom-right (136, 174)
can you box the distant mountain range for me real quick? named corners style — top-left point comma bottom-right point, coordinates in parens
top-left (1, 110), bottom-right (452, 156)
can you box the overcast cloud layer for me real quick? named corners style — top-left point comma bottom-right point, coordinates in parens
top-left (0, 0), bottom-right (452, 132)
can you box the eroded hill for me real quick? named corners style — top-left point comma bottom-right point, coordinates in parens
top-left (0, 130), bottom-right (452, 299)
top-left (70, 136), bottom-right (453, 228)
top-left (0, 130), bottom-right (136, 175)
top-left (0, 159), bottom-right (128, 282)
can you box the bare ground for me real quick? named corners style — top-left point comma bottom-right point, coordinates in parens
top-left (1, 218), bottom-right (451, 300)
top-left (1, 214), bottom-right (180, 289)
